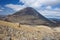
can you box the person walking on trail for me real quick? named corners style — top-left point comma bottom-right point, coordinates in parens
top-left (19, 23), bottom-right (20, 27)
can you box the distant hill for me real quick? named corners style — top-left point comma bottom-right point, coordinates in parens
top-left (0, 15), bottom-right (6, 20)
top-left (3, 7), bottom-right (57, 26)
top-left (49, 18), bottom-right (60, 26)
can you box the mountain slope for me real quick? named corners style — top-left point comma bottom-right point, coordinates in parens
top-left (4, 7), bottom-right (57, 26)
top-left (0, 15), bottom-right (6, 20)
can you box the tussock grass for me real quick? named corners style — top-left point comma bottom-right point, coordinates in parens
top-left (0, 20), bottom-right (60, 40)
top-left (0, 20), bottom-right (53, 33)
top-left (0, 20), bottom-right (19, 28)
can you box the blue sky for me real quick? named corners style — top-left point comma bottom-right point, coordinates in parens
top-left (0, 0), bottom-right (60, 18)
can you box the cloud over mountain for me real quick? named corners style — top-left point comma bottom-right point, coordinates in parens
top-left (20, 0), bottom-right (60, 7)
top-left (6, 4), bottom-right (25, 11)
top-left (1, 0), bottom-right (60, 18)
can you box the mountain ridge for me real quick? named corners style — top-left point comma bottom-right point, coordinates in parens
top-left (2, 7), bottom-right (58, 26)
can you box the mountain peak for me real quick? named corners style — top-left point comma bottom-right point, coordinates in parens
top-left (24, 7), bottom-right (33, 9)
top-left (4, 7), bottom-right (58, 27)
top-left (13, 7), bottom-right (38, 16)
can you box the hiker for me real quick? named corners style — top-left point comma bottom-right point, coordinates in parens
top-left (19, 23), bottom-right (20, 27)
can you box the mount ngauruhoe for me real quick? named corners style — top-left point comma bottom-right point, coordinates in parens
top-left (4, 7), bottom-right (57, 26)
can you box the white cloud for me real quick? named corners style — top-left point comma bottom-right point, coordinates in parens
top-left (0, 6), bottom-right (4, 11)
top-left (54, 8), bottom-right (60, 11)
top-left (5, 0), bottom-right (60, 18)
top-left (5, 0), bottom-right (60, 11)
top-left (20, 0), bottom-right (60, 8)
top-left (38, 9), bottom-right (60, 18)
top-left (20, 0), bottom-right (41, 8)
top-left (46, 6), bottom-right (52, 10)
top-left (0, 9), bottom-right (3, 11)
top-left (5, 4), bottom-right (26, 11)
